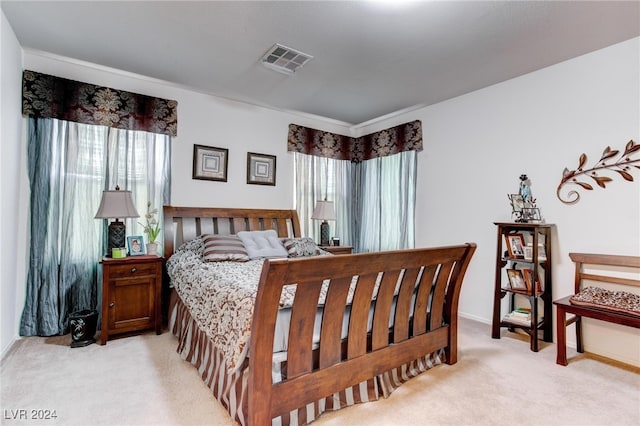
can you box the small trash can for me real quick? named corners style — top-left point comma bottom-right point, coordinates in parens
top-left (70, 309), bottom-right (98, 348)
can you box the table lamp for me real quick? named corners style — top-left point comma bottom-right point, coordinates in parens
top-left (311, 200), bottom-right (336, 246)
top-left (95, 186), bottom-right (140, 256)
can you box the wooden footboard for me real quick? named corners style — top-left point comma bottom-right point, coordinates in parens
top-left (248, 243), bottom-right (476, 425)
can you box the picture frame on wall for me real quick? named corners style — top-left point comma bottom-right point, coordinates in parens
top-left (127, 235), bottom-right (146, 256)
top-left (505, 233), bottom-right (526, 259)
top-left (247, 152), bottom-right (276, 186)
top-left (193, 144), bottom-right (228, 182)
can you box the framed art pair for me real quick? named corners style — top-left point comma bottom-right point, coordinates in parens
top-left (192, 144), bottom-right (276, 186)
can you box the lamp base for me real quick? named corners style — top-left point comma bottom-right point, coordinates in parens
top-left (107, 220), bottom-right (126, 257)
top-left (320, 221), bottom-right (330, 246)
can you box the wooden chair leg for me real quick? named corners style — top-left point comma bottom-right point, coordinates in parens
top-left (556, 305), bottom-right (568, 366)
top-left (575, 316), bottom-right (583, 353)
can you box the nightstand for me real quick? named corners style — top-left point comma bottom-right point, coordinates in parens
top-left (320, 245), bottom-right (353, 255)
top-left (100, 255), bottom-right (163, 345)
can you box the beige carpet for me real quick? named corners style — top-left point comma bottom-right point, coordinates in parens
top-left (1, 318), bottom-right (638, 426)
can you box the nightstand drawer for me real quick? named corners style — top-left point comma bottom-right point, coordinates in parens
top-left (108, 262), bottom-right (158, 278)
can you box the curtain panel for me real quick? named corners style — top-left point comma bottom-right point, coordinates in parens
top-left (20, 117), bottom-right (171, 336)
top-left (22, 70), bottom-right (178, 137)
top-left (287, 120), bottom-right (422, 162)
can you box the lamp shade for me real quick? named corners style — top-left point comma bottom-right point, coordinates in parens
top-left (311, 200), bottom-right (336, 221)
top-left (95, 188), bottom-right (140, 219)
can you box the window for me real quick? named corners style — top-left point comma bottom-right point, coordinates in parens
top-left (20, 117), bottom-right (171, 336)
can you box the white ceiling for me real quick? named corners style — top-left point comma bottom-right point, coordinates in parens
top-left (2, 1), bottom-right (639, 125)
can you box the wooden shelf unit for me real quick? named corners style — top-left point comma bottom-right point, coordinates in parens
top-left (491, 222), bottom-right (554, 352)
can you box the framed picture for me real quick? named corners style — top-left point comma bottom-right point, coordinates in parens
top-left (509, 194), bottom-right (524, 212)
top-left (193, 144), bottom-right (228, 182)
top-left (537, 243), bottom-right (547, 261)
top-left (522, 207), bottom-right (542, 222)
top-left (507, 269), bottom-right (528, 291)
top-left (247, 152), bottom-right (276, 186)
top-left (523, 269), bottom-right (542, 293)
top-left (505, 233), bottom-right (526, 258)
top-left (127, 235), bottom-right (146, 256)
top-left (523, 245), bottom-right (533, 261)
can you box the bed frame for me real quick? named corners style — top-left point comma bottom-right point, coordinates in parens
top-left (163, 206), bottom-right (476, 425)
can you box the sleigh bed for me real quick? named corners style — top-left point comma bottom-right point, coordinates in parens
top-left (163, 206), bottom-right (476, 425)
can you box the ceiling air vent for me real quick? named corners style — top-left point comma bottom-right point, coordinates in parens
top-left (261, 43), bottom-right (313, 75)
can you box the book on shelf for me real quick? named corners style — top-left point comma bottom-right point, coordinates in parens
top-left (503, 313), bottom-right (531, 326)
top-left (503, 308), bottom-right (534, 326)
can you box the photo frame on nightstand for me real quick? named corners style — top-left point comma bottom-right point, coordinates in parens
top-left (127, 235), bottom-right (146, 256)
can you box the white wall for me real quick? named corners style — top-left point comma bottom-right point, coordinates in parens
top-left (1, 11), bottom-right (26, 358)
top-left (361, 37), bottom-right (640, 366)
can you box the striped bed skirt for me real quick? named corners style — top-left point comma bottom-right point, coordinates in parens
top-left (169, 291), bottom-right (444, 425)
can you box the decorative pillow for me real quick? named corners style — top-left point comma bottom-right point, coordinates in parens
top-left (281, 237), bottom-right (322, 257)
top-left (201, 234), bottom-right (250, 262)
top-left (237, 230), bottom-right (288, 259)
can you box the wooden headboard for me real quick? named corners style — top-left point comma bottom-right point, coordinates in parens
top-left (162, 206), bottom-right (301, 259)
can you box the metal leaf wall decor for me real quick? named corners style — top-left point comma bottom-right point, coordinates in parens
top-left (557, 139), bottom-right (640, 204)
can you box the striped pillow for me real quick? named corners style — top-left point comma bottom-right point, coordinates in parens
top-left (201, 234), bottom-right (250, 262)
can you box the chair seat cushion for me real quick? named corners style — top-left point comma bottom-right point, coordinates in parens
top-left (570, 286), bottom-right (640, 317)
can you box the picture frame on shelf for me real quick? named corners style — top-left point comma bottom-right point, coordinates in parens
top-left (538, 243), bottom-right (547, 261)
top-left (509, 194), bottom-right (524, 212)
top-left (505, 233), bottom-right (526, 258)
top-left (247, 152), bottom-right (276, 186)
top-left (127, 235), bottom-right (146, 256)
top-left (507, 269), bottom-right (528, 291)
top-left (192, 144), bottom-right (229, 182)
top-left (524, 243), bottom-right (547, 262)
top-left (523, 269), bottom-right (542, 293)
top-left (524, 244), bottom-right (533, 261)
top-left (522, 207), bottom-right (542, 222)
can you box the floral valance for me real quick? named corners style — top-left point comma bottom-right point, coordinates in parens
top-left (22, 70), bottom-right (178, 137)
top-left (287, 120), bottom-right (422, 162)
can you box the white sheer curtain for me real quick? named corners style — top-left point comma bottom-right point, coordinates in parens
top-left (293, 150), bottom-right (416, 253)
top-left (293, 153), bottom-right (354, 246)
top-left (353, 150), bottom-right (416, 253)
top-left (21, 118), bottom-right (170, 336)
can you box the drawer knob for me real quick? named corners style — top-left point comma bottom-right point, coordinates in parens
top-left (109, 302), bottom-right (115, 308)
top-left (130, 267), bottom-right (137, 273)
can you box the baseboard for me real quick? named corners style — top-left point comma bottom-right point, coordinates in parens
top-left (1, 337), bottom-right (19, 363)
top-left (458, 312), bottom-right (490, 325)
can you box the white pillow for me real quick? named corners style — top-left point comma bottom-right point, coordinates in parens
top-left (237, 230), bottom-right (288, 259)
